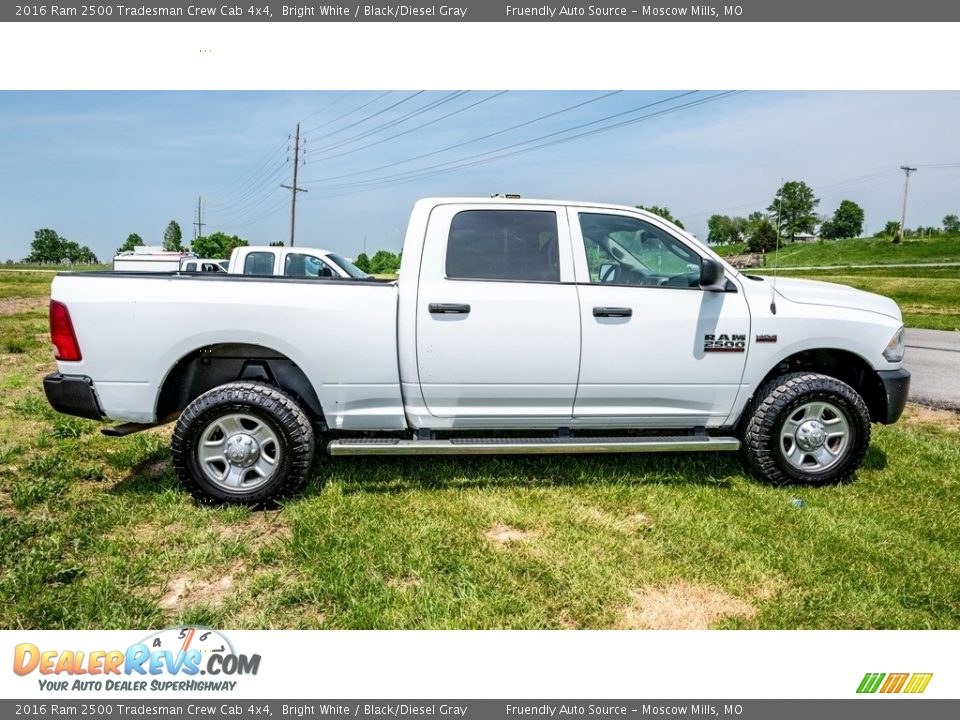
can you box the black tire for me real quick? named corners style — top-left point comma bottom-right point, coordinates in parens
top-left (171, 381), bottom-right (314, 505)
top-left (741, 372), bottom-right (871, 486)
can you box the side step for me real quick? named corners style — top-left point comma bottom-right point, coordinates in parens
top-left (327, 434), bottom-right (739, 456)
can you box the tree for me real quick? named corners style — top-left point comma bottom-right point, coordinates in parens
top-left (26, 228), bottom-right (97, 264)
top-left (637, 205), bottom-right (685, 229)
top-left (116, 233), bottom-right (144, 255)
top-left (354, 252), bottom-right (371, 273)
top-left (768, 181), bottom-right (819, 239)
top-left (162, 220), bottom-right (183, 251)
top-left (367, 250), bottom-right (401, 275)
top-left (944, 214), bottom-right (960, 233)
top-left (746, 219), bottom-right (779, 253)
top-left (269, 241), bottom-right (284, 247)
top-left (191, 232), bottom-right (248, 259)
top-left (820, 200), bottom-right (865, 240)
top-left (738, 211), bottom-right (767, 243)
top-left (706, 214), bottom-right (744, 245)
top-left (26, 228), bottom-right (67, 263)
top-left (881, 221), bottom-right (901, 239)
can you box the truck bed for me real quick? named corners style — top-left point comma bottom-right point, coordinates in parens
top-left (50, 272), bottom-right (406, 430)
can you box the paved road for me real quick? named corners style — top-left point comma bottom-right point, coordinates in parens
top-left (905, 329), bottom-right (960, 410)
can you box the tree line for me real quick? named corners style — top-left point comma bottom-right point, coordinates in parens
top-left (20, 196), bottom-right (960, 267)
top-left (686, 181), bottom-right (958, 253)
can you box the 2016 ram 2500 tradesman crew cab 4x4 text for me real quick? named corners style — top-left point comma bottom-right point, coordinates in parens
top-left (43, 198), bottom-right (910, 504)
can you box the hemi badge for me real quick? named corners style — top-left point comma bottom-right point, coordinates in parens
top-left (756, 334), bottom-right (778, 343)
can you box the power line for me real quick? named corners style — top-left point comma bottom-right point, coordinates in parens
top-left (304, 91), bottom-right (427, 149)
top-left (310, 91), bottom-right (741, 200)
top-left (301, 91), bottom-right (393, 135)
top-left (304, 91), bottom-right (468, 158)
top-left (205, 158), bottom-right (290, 213)
top-left (298, 91), bottom-right (354, 125)
top-left (305, 91), bottom-right (509, 164)
top-left (311, 90), bottom-right (717, 193)
top-left (222, 193), bottom-right (290, 231)
top-left (204, 137), bottom-right (289, 208)
top-left (304, 90), bottom-right (626, 186)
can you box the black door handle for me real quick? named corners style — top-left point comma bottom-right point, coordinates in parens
top-left (593, 306), bottom-right (632, 318)
top-left (429, 303), bottom-right (471, 314)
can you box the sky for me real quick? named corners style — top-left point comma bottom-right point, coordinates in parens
top-left (0, 90), bottom-right (958, 262)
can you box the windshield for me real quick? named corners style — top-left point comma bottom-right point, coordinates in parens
top-left (327, 253), bottom-right (370, 279)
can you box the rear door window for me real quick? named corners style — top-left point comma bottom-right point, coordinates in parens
top-left (243, 252), bottom-right (275, 275)
top-left (445, 210), bottom-right (561, 282)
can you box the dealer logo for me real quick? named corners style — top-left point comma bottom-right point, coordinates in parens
top-left (13, 626), bottom-right (261, 692)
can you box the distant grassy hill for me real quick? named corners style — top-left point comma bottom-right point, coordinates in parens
top-left (712, 233), bottom-right (960, 268)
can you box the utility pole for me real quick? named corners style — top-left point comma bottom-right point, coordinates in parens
top-left (193, 196), bottom-right (205, 241)
top-left (281, 123), bottom-right (308, 247)
top-left (896, 165), bottom-right (917, 244)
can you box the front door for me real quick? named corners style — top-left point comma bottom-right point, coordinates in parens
top-left (569, 207), bottom-right (750, 427)
top-left (415, 203), bottom-right (581, 420)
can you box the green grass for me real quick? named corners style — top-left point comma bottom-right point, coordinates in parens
top-left (752, 266), bottom-right (960, 331)
top-left (713, 232), bottom-right (960, 268)
top-left (0, 273), bottom-right (958, 630)
top-left (710, 234), bottom-right (960, 330)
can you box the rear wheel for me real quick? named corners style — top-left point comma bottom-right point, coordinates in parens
top-left (742, 372), bottom-right (871, 486)
top-left (171, 381), bottom-right (314, 504)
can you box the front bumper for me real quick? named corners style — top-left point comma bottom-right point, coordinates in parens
top-left (43, 373), bottom-right (104, 421)
top-left (877, 368), bottom-right (911, 424)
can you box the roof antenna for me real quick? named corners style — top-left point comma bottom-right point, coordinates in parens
top-left (770, 177), bottom-right (784, 315)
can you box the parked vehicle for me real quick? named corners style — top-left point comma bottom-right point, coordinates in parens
top-left (228, 245), bottom-right (369, 279)
top-left (113, 247), bottom-right (225, 273)
top-left (46, 197), bottom-right (909, 504)
top-left (181, 258), bottom-right (227, 273)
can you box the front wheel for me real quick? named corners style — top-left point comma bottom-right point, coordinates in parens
top-left (742, 372), bottom-right (871, 486)
top-left (171, 381), bottom-right (315, 504)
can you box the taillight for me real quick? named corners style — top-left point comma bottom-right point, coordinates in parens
top-left (49, 300), bottom-right (82, 361)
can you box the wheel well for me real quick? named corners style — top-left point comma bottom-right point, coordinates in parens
top-left (747, 348), bottom-right (887, 424)
top-left (156, 343), bottom-right (325, 424)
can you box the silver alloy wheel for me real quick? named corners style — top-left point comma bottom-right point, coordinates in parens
top-left (197, 412), bottom-right (281, 493)
top-left (779, 400), bottom-right (850, 472)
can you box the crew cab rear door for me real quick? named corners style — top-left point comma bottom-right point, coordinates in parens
top-left (568, 206), bottom-right (750, 427)
top-left (415, 202), bottom-right (581, 419)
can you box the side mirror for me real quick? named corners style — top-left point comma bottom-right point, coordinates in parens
top-left (699, 258), bottom-right (727, 292)
top-left (598, 263), bottom-right (618, 283)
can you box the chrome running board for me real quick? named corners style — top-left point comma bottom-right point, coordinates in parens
top-left (327, 434), bottom-right (740, 456)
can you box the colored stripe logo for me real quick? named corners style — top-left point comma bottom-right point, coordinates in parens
top-left (857, 672), bottom-right (933, 694)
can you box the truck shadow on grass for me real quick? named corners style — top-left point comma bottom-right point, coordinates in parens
top-left (110, 443), bottom-right (887, 505)
top-left (312, 452), bottom-right (744, 496)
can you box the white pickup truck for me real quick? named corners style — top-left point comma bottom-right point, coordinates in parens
top-left (44, 197), bottom-right (909, 504)
top-left (228, 245), bottom-right (370, 279)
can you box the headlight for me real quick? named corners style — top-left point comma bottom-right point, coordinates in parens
top-left (883, 326), bottom-right (905, 363)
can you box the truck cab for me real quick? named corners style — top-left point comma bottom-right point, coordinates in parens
top-left (228, 245), bottom-right (369, 279)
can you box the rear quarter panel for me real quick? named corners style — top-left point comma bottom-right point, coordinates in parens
top-left (51, 274), bottom-right (404, 430)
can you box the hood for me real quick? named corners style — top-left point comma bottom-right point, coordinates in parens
top-left (769, 277), bottom-right (902, 320)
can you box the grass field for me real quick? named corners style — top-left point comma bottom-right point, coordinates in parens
top-left (755, 266), bottom-right (960, 332)
top-left (0, 270), bottom-right (958, 630)
top-left (708, 234), bottom-right (960, 331)
top-left (712, 232), bottom-right (960, 268)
